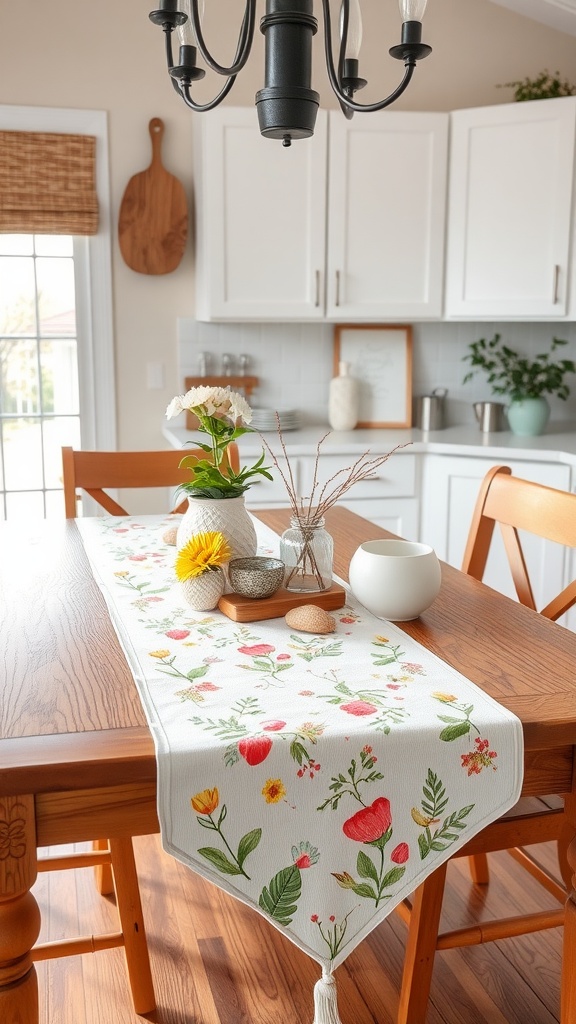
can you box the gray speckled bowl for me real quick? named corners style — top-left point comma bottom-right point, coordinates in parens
top-left (228, 556), bottom-right (285, 599)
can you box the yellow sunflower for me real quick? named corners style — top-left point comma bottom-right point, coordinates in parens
top-left (175, 531), bottom-right (232, 581)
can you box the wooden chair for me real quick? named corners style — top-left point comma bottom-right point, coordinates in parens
top-left (61, 443), bottom-right (240, 517)
top-left (44, 443), bottom-right (239, 1013)
top-left (397, 464), bottom-right (576, 1024)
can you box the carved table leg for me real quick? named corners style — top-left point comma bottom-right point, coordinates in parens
top-left (0, 795), bottom-right (41, 1024)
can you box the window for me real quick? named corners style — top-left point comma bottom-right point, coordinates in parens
top-left (0, 106), bottom-right (116, 519)
top-left (0, 234), bottom-right (82, 517)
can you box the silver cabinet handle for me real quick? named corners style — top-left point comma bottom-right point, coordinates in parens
top-left (335, 269), bottom-right (341, 307)
top-left (315, 269), bottom-right (320, 307)
top-left (553, 264), bottom-right (560, 304)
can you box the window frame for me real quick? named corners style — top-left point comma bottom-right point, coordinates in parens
top-left (0, 105), bottom-right (116, 450)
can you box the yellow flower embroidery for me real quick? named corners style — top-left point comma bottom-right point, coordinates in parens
top-left (149, 649), bottom-right (171, 659)
top-left (114, 570), bottom-right (129, 577)
top-left (432, 691), bottom-right (457, 703)
top-left (262, 779), bottom-right (286, 804)
top-left (191, 788), bottom-right (219, 815)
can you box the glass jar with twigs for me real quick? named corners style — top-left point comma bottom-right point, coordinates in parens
top-left (259, 421), bottom-right (410, 594)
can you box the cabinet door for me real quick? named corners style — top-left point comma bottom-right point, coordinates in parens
top-left (420, 455), bottom-right (572, 615)
top-left (446, 97), bottom-right (576, 318)
top-left (195, 108), bottom-right (327, 321)
top-left (326, 111), bottom-right (449, 320)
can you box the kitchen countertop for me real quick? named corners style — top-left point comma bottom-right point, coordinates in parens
top-left (162, 420), bottom-right (576, 466)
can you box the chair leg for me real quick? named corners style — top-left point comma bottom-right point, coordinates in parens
top-left (468, 853), bottom-right (490, 885)
top-left (397, 862), bottom-right (448, 1024)
top-left (108, 837), bottom-right (156, 1014)
top-left (93, 838), bottom-right (114, 895)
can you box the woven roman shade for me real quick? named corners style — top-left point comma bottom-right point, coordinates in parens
top-left (0, 130), bottom-right (98, 234)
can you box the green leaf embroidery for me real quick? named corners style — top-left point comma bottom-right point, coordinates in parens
top-left (197, 847), bottom-right (244, 875)
top-left (439, 721), bottom-right (470, 742)
top-left (351, 882), bottom-right (378, 899)
top-left (237, 828), bottom-right (262, 868)
top-left (356, 850), bottom-right (379, 885)
top-left (259, 865), bottom-right (302, 926)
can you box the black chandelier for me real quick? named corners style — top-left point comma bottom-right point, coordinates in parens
top-left (149, 0), bottom-right (431, 147)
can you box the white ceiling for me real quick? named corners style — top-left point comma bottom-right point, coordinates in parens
top-left (489, 0), bottom-right (576, 36)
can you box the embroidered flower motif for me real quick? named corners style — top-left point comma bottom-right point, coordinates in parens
top-left (261, 720), bottom-right (286, 731)
top-left (165, 629), bottom-right (191, 640)
top-left (237, 644), bottom-right (275, 657)
top-left (291, 841), bottom-right (320, 868)
top-left (276, 653), bottom-right (291, 661)
top-left (461, 736), bottom-right (498, 775)
top-left (191, 788), bottom-right (219, 815)
top-left (391, 842), bottom-right (409, 864)
top-left (340, 700), bottom-right (378, 716)
top-left (262, 779), bottom-right (286, 804)
top-left (432, 691), bottom-right (457, 703)
top-left (343, 797), bottom-right (392, 843)
top-left (149, 649), bottom-right (171, 659)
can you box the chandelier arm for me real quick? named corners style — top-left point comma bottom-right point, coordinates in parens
top-left (162, 27), bottom-right (184, 94)
top-left (191, 0), bottom-right (256, 77)
top-left (180, 74), bottom-right (237, 112)
top-left (321, 0), bottom-right (416, 114)
top-left (337, 1), bottom-right (348, 82)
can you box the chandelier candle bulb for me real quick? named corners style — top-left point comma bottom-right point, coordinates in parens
top-left (149, 0), bottom-right (432, 142)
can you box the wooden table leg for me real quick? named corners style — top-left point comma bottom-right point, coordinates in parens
top-left (561, 788), bottom-right (576, 1024)
top-left (0, 795), bottom-right (41, 1024)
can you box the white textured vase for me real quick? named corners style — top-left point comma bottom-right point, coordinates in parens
top-left (181, 569), bottom-right (225, 611)
top-left (328, 360), bottom-right (359, 431)
top-left (176, 495), bottom-right (257, 561)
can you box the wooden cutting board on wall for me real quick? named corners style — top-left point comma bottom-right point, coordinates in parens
top-left (118, 117), bottom-right (188, 274)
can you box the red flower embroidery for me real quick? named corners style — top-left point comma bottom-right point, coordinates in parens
top-left (238, 644), bottom-right (275, 656)
top-left (343, 797), bottom-right (392, 843)
top-left (340, 700), bottom-right (378, 716)
top-left (276, 653), bottom-right (291, 661)
top-left (261, 720), bottom-right (286, 731)
top-left (391, 842), bottom-right (409, 864)
top-left (165, 629), bottom-right (191, 640)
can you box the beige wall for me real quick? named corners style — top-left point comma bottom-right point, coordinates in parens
top-left (2, 0), bottom-right (576, 449)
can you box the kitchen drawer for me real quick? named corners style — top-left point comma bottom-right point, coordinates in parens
top-left (340, 497), bottom-right (419, 539)
top-left (301, 453), bottom-right (417, 501)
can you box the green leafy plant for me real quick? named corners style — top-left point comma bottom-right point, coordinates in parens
top-left (463, 334), bottom-right (576, 401)
top-left (165, 385), bottom-right (273, 498)
top-left (499, 69), bottom-right (576, 101)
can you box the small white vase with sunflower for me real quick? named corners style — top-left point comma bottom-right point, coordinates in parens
top-left (175, 531), bottom-right (232, 611)
top-left (181, 568), bottom-right (225, 611)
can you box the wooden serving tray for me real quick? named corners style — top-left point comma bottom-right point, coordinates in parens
top-left (218, 582), bottom-right (347, 622)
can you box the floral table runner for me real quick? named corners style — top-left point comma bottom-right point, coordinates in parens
top-left (77, 514), bottom-right (523, 1021)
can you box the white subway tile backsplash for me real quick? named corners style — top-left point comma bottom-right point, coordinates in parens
top-left (178, 319), bottom-right (576, 428)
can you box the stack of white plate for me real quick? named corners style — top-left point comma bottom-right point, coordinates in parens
top-left (249, 408), bottom-right (301, 432)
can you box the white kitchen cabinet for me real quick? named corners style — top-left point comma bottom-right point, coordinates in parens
top-left (445, 97), bottom-right (576, 319)
top-left (326, 112), bottom-right (448, 320)
top-left (194, 107), bottom-right (328, 321)
top-left (194, 107), bottom-right (449, 322)
top-left (420, 454), bottom-right (572, 618)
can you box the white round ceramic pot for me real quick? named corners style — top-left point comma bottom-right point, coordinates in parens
top-left (348, 539), bottom-right (442, 622)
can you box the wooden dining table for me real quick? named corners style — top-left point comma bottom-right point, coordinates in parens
top-left (2, 505), bottom-right (576, 1024)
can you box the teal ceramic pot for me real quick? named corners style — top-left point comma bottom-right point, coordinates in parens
top-left (506, 397), bottom-right (550, 437)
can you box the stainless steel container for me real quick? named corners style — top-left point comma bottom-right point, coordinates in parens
top-left (416, 388), bottom-right (448, 431)
top-left (474, 401), bottom-right (506, 433)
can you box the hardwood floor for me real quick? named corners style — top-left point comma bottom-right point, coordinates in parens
top-left (32, 835), bottom-right (563, 1024)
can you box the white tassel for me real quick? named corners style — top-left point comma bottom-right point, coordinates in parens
top-left (312, 968), bottom-right (343, 1024)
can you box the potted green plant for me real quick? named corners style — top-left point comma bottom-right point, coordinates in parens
top-left (498, 69), bottom-right (576, 102)
top-left (463, 334), bottom-right (576, 436)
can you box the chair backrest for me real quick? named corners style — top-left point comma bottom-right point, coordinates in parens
top-left (62, 444), bottom-right (240, 518)
top-left (461, 464), bottom-right (576, 621)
